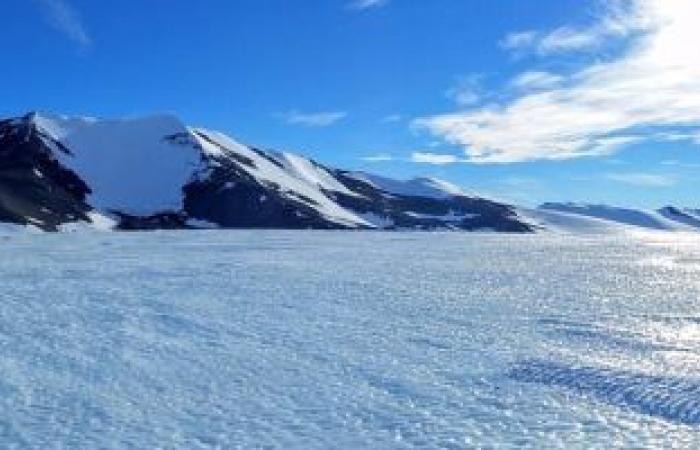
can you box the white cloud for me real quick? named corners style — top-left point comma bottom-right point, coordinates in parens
top-left (592, 136), bottom-right (644, 157)
top-left (606, 172), bottom-right (675, 187)
top-left (538, 26), bottom-right (609, 54)
top-left (381, 114), bottom-right (403, 124)
top-left (446, 75), bottom-right (483, 106)
top-left (35, 0), bottom-right (91, 48)
top-left (348, 0), bottom-right (389, 11)
top-left (361, 153), bottom-right (394, 162)
top-left (659, 159), bottom-right (700, 169)
top-left (654, 131), bottom-right (700, 145)
top-left (410, 152), bottom-right (462, 165)
top-left (502, 1), bottom-right (649, 55)
top-left (277, 110), bottom-right (347, 127)
top-left (500, 31), bottom-right (537, 51)
top-left (510, 71), bottom-right (564, 90)
top-left (416, 0), bottom-right (700, 163)
top-left (363, 151), bottom-right (464, 164)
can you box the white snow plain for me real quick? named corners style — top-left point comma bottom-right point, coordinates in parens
top-left (1, 231), bottom-right (700, 447)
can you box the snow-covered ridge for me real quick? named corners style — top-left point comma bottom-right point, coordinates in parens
top-left (344, 173), bottom-right (466, 199)
top-left (190, 129), bottom-right (370, 228)
top-left (657, 207), bottom-right (700, 228)
top-left (2, 111), bottom-right (529, 232)
top-left (533, 203), bottom-right (700, 233)
top-left (518, 207), bottom-right (632, 234)
top-left (29, 113), bottom-right (372, 227)
top-left (6, 112), bottom-right (695, 234)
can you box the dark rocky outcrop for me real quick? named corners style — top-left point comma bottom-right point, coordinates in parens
top-left (0, 115), bottom-right (91, 231)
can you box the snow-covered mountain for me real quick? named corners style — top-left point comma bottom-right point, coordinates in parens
top-left (2, 112), bottom-right (697, 234)
top-left (0, 112), bottom-right (531, 232)
top-left (532, 203), bottom-right (700, 233)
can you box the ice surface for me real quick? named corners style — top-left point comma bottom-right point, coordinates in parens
top-left (57, 211), bottom-right (118, 233)
top-left (357, 212), bottom-right (395, 228)
top-left (0, 222), bottom-right (42, 234)
top-left (1, 231), bottom-right (700, 447)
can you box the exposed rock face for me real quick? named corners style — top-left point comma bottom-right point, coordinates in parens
top-left (0, 112), bottom-right (533, 232)
top-left (0, 115), bottom-right (91, 231)
top-left (657, 206), bottom-right (700, 228)
top-left (329, 171), bottom-right (530, 232)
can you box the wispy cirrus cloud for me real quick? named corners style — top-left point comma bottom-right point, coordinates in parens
top-left (277, 110), bottom-right (347, 127)
top-left (348, 0), bottom-right (390, 11)
top-left (361, 151), bottom-right (465, 165)
top-left (606, 172), bottom-right (676, 187)
top-left (500, 1), bottom-right (647, 55)
top-left (381, 114), bottom-right (403, 124)
top-left (653, 130), bottom-right (700, 145)
top-left (35, 0), bottom-right (91, 49)
top-left (410, 152), bottom-right (462, 165)
top-left (416, 0), bottom-right (700, 164)
top-left (446, 74), bottom-right (485, 106)
top-left (509, 71), bottom-right (564, 91)
top-left (500, 31), bottom-right (538, 52)
top-left (660, 159), bottom-right (700, 169)
top-left (361, 153), bottom-right (394, 162)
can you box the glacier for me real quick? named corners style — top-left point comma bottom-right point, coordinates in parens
top-left (1, 231), bottom-right (700, 447)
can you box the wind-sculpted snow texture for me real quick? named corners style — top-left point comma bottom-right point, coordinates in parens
top-left (509, 361), bottom-right (700, 425)
top-left (1, 231), bottom-right (700, 447)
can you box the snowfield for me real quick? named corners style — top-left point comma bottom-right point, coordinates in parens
top-left (32, 113), bottom-right (205, 216)
top-left (1, 231), bottom-right (700, 447)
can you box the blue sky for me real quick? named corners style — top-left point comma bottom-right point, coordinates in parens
top-left (2, 0), bottom-right (699, 207)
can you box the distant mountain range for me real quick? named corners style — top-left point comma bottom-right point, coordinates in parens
top-left (522, 204), bottom-right (700, 233)
top-left (0, 112), bottom-right (696, 234)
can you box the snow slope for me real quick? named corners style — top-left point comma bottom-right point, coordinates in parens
top-left (23, 113), bottom-right (375, 228)
top-left (517, 207), bottom-right (629, 234)
top-left (32, 113), bottom-right (205, 216)
top-left (191, 129), bottom-right (371, 228)
top-left (344, 173), bottom-right (466, 199)
top-left (537, 203), bottom-right (700, 232)
top-left (0, 222), bottom-right (41, 234)
top-left (270, 151), bottom-right (360, 197)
